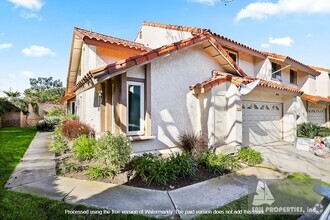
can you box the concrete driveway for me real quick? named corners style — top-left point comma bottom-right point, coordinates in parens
top-left (252, 142), bottom-right (330, 183)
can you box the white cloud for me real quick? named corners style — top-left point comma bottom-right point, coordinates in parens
top-left (20, 11), bottom-right (37, 18)
top-left (20, 71), bottom-right (34, 78)
top-left (0, 43), bottom-right (13, 50)
top-left (22, 45), bottom-right (55, 57)
top-left (269, 36), bottom-right (294, 47)
top-left (235, 0), bottom-right (330, 21)
top-left (8, 0), bottom-right (43, 11)
top-left (188, 0), bottom-right (220, 6)
top-left (261, 43), bottom-right (270, 48)
top-left (7, 74), bottom-right (17, 79)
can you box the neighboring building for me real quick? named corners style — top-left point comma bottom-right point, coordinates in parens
top-left (61, 22), bottom-right (330, 154)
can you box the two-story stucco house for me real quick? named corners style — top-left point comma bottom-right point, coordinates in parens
top-left (61, 21), bottom-right (329, 154)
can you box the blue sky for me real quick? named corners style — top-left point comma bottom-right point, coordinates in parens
top-left (0, 0), bottom-right (330, 95)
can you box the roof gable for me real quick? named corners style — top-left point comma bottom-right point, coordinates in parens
top-left (140, 21), bottom-right (267, 59)
top-left (74, 27), bottom-right (150, 51)
top-left (71, 33), bottom-right (248, 93)
top-left (264, 52), bottom-right (320, 76)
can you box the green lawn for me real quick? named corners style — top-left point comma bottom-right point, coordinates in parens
top-left (194, 172), bottom-right (329, 220)
top-left (0, 127), bottom-right (152, 220)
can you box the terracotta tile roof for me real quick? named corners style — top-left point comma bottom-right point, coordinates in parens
top-left (142, 21), bottom-right (205, 34)
top-left (264, 52), bottom-right (320, 76)
top-left (142, 21), bottom-right (267, 57)
top-left (301, 93), bottom-right (330, 104)
top-left (59, 92), bottom-right (76, 102)
top-left (309, 65), bottom-right (330, 73)
top-left (74, 27), bottom-right (150, 51)
top-left (190, 74), bottom-right (233, 93)
top-left (71, 33), bottom-right (248, 93)
top-left (191, 71), bottom-right (303, 95)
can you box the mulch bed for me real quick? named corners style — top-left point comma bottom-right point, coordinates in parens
top-left (56, 156), bottom-right (238, 191)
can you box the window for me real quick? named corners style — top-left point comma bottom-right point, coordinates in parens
top-left (290, 69), bottom-right (297, 84)
top-left (70, 101), bottom-right (76, 115)
top-left (271, 62), bottom-right (282, 81)
top-left (127, 81), bottom-right (144, 135)
top-left (225, 49), bottom-right (238, 63)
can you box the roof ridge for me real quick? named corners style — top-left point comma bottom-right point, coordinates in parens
top-left (74, 27), bottom-right (150, 51)
top-left (263, 51), bottom-right (320, 75)
top-left (142, 21), bottom-right (207, 34)
top-left (142, 21), bottom-right (266, 56)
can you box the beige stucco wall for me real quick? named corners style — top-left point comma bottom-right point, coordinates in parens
top-left (76, 44), bottom-right (106, 132)
top-left (135, 25), bottom-right (193, 49)
top-left (131, 45), bottom-right (225, 153)
top-left (316, 71), bottom-right (330, 97)
top-left (299, 74), bottom-right (316, 95)
top-left (238, 52), bottom-right (255, 77)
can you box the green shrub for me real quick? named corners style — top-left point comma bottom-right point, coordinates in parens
top-left (196, 151), bottom-right (239, 174)
top-left (50, 135), bottom-right (69, 154)
top-left (45, 108), bottom-right (66, 117)
top-left (94, 132), bottom-right (131, 171)
top-left (36, 116), bottom-right (61, 131)
top-left (297, 122), bottom-right (330, 138)
top-left (169, 152), bottom-right (196, 178)
top-left (297, 122), bottom-right (319, 138)
top-left (178, 131), bottom-right (208, 157)
top-left (317, 126), bottom-right (330, 137)
top-left (72, 135), bottom-right (96, 161)
top-left (133, 153), bottom-right (196, 186)
top-left (237, 147), bottom-right (263, 166)
top-left (60, 162), bottom-right (81, 174)
top-left (60, 114), bottom-right (79, 122)
top-left (85, 165), bottom-right (114, 180)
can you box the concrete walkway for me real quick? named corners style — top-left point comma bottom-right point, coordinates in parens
top-left (253, 142), bottom-right (330, 183)
top-left (5, 132), bottom-right (55, 189)
top-left (6, 132), bottom-right (285, 219)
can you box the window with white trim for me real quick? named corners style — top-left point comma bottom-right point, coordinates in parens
top-left (271, 62), bottom-right (282, 81)
top-left (70, 101), bottom-right (76, 115)
top-left (127, 81), bottom-right (144, 135)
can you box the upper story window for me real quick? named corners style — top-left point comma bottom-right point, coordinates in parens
top-left (271, 62), bottom-right (282, 81)
top-left (225, 49), bottom-right (238, 63)
top-left (127, 81), bottom-right (145, 135)
top-left (290, 69), bottom-right (297, 85)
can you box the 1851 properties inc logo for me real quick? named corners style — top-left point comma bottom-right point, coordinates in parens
top-left (252, 181), bottom-right (275, 206)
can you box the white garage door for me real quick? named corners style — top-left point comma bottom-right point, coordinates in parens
top-left (242, 101), bottom-right (282, 146)
top-left (307, 108), bottom-right (325, 125)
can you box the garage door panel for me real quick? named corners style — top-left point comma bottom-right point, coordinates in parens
top-left (307, 108), bottom-right (325, 125)
top-left (242, 101), bottom-right (282, 146)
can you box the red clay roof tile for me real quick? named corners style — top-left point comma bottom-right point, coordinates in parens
top-left (74, 27), bottom-right (150, 51)
top-left (142, 21), bottom-right (267, 57)
top-left (301, 94), bottom-right (330, 104)
top-left (71, 33), bottom-right (248, 93)
top-left (192, 71), bottom-right (303, 95)
top-left (264, 52), bottom-right (320, 76)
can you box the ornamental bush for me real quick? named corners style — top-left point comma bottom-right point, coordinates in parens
top-left (94, 132), bottom-right (131, 171)
top-left (177, 131), bottom-right (208, 158)
top-left (72, 135), bottom-right (96, 161)
top-left (196, 151), bottom-right (240, 174)
top-left (133, 152), bottom-right (196, 186)
top-left (61, 120), bottom-right (94, 140)
top-left (236, 147), bottom-right (263, 166)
